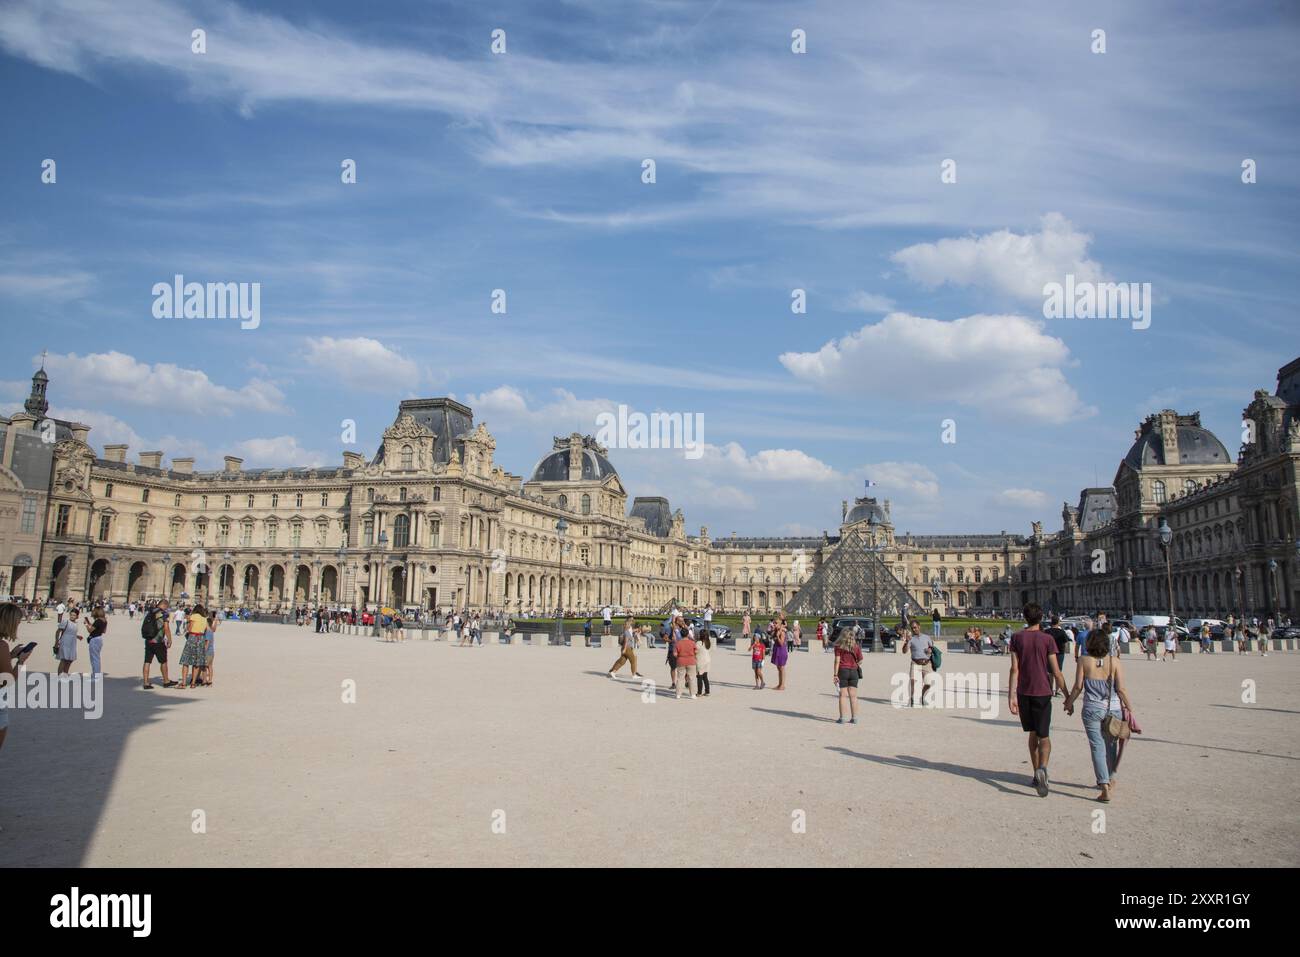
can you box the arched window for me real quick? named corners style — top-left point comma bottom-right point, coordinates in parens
top-left (295, 492), bottom-right (303, 508)
top-left (142, 488), bottom-right (150, 503)
top-left (247, 494), bottom-right (255, 508)
top-left (104, 483), bottom-right (114, 499)
top-left (1184, 479), bottom-right (1196, 495)
top-left (321, 492), bottom-right (329, 507)
top-left (433, 487), bottom-right (441, 502)
top-left (271, 494), bottom-right (279, 508)
top-left (399, 487), bottom-right (407, 502)
top-left (1152, 481), bottom-right (1166, 504)
top-left (393, 514), bottom-right (411, 547)
top-left (581, 494), bottom-right (591, 515)
top-left (558, 494), bottom-right (568, 509)
top-left (223, 494), bottom-right (231, 509)
top-left (401, 445), bottom-right (414, 469)
top-left (367, 488), bottom-right (375, 503)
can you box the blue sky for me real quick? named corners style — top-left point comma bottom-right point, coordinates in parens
top-left (1, 0), bottom-right (1297, 537)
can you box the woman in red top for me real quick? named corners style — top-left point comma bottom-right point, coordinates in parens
top-left (832, 628), bottom-right (864, 724)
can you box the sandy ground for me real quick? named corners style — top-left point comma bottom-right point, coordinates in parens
top-left (2, 617), bottom-right (1297, 868)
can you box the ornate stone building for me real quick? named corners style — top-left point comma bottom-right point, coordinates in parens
top-left (20, 355), bottom-right (1299, 619)
top-left (0, 366), bottom-right (80, 600)
top-left (1024, 357), bottom-right (1300, 619)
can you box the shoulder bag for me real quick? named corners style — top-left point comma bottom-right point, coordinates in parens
top-left (1100, 657), bottom-right (1131, 741)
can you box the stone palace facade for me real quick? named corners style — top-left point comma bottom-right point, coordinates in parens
top-left (9, 355), bottom-right (1298, 620)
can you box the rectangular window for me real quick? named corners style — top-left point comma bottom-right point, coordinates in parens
top-left (321, 492), bottom-right (329, 507)
top-left (241, 524), bottom-right (253, 546)
top-left (55, 504), bottom-right (70, 536)
top-left (136, 518), bottom-right (148, 545)
top-left (267, 525), bottom-right (278, 547)
top-left (98, 513), bottom-right (111, 542)
top-left (20, 498), bottom-right (37, 533)
top-left (224, 494), bottom-right (231, 509)
top-left (291, 524), bottom-right (302, 547)
top-left (168, 524), bottom-right (179, 545)
top-left (363, 521), bottom-right (374, 546)
top-left (430, 520), bottom-right (440, 546)
top-left (217, 522), bottom-right (230, 545)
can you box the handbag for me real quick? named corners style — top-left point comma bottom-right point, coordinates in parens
top-left (1100, 657), bottom-right (1131, 741)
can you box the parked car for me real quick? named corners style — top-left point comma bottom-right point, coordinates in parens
top-left (829, 617), bottom-right (897, 649)
top-left (682, 616), bottom-right (731, 642)
top-left (1185, 618), bottom-right (1225, 635)
top-left (1271, 624), bottom-right (1300, 641)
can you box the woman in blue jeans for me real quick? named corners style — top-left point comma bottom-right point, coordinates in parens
top-left (1064, 628), bottom-right (1134, 803)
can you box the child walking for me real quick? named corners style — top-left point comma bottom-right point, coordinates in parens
top-left (749, 630), bottom-right (767, 689)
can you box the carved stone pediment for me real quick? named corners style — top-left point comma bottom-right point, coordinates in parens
top-left (382, 413), bottom-right (436, 473)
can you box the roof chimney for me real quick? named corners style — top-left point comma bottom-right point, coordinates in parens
top-left (70, 423), bottom-right (90, 444)
top-left (103, 444), bottom-right (128, 463)
top-left (139, 450), bottom-right (163, 469)
top-left (342, 451), bottom-right (364, 470)
top-left (172, 457), bottom-right (194, 475)
top-left (223, 456), bottom-right (243, 474)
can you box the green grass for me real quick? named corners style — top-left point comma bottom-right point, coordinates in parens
top-left (509, 613), bottom-right (1023, 636)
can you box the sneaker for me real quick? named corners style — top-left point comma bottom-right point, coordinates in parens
top-left (836, 717), bottom-right (844, 724)
top-left (1035, 767), bottom-right (1050, 798)
top-left (850, 718), bottom-right (857, 724)
top-left (142, 683), bottom-right (155, 690)
top-left (675, 693), bottom-right (682, 699)
top-left (606, 672), bottom-right (616, 679)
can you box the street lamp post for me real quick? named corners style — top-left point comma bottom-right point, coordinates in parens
top-left (1125, 568), bottom-right (1134, 620)
top-left (373, 531), bottom-right (388, 637)
top-left (1235, 566), bottom-right (1244, 638)
top-left (161, 553), bottom-right (172, 603)
top-left (865, 537), bottom-right (884, 652)
top-left (555, 518), bottom-right (569, 645)
top-left (1158, 518), bottom-right (1174, 632)
top-left (1268, 558), bottom-right (1279, 627)
top-left (221, 551), bottom-right (233, 608)
top-left (335, 546), bottom-right (347, 609)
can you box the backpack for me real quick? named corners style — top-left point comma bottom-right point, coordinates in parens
top-left (141, 611), bottom-right (160, 641)
top-left (930, 643), bottom-right (942, 671)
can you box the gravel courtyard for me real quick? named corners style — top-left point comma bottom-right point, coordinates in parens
top-left (4, 618), bottom-right (1297, 867)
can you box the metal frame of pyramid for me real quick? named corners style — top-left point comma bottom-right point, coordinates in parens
top-left (784, 524), bottom-right (915, 618)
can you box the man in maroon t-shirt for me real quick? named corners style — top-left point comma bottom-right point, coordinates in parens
top-left (1008, 602), bottom-right (1069, 797)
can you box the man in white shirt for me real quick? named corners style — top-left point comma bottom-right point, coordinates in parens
top-left (55, 601), bottom-right (67, 625)
top-left (601, 604), bottom-right (612, 636)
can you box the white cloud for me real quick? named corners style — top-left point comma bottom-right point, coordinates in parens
top-left (232, 436), bottom-right (328, 468)
top-left (779, 312), bottom-right (1096, 424)
top-left (42, 351), bottom-right (285, 416)
top-left (862, 462), bottom-right (940, 500)
top-left (838, 291), bottom-right (894, 314)
top-left (301, 337), bottom-right (420, 392)
top-left (996, 488), bottom-right (1049, 509)
top-left (703, 442), bottom-right (842, 483)
top-left (465, 386), bottom-right (617, 434)
top-left (890, 213), bottom-right (1106, 302)
top-left (0, 270), bottom-right (94, 300)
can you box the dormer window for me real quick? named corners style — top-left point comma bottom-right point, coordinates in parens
top-left (401, 445), bottom-right (414, 469)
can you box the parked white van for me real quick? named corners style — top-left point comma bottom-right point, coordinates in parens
top-left (1131, 614), bottom-right (1189, 638)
